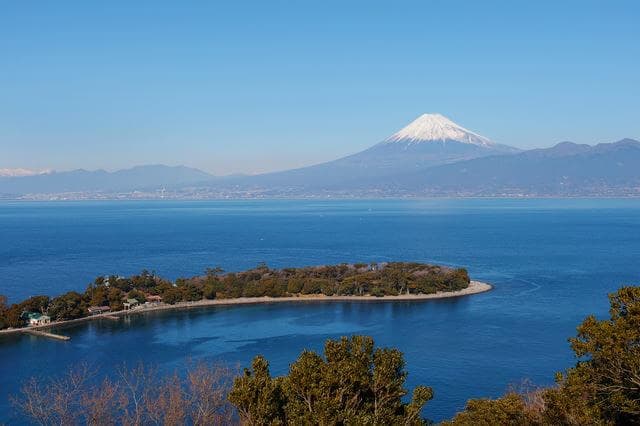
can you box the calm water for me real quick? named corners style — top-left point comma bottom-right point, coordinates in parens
top-left (1, 199), bottom-right (639, 422)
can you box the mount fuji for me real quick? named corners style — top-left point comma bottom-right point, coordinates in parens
top-left (384, 113), bottom-right (496, 146)
top-left (349, 113), bottom-right (518, 172)
top-left (218, 114), bottom-right (519, 191)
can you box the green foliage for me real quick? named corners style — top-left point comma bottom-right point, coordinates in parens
top-left (228, 335), bottom-right (433, 425)
top-left (173, 278), bottom-right (198, 299)
top-left (20, 295), bottom-right (50, 313)
top-left (130, 270), bottom-right (157, 290)
top-left (109, 275), bottom-right (132, 292)
top-left (203, 283), bottom-right (216, 300)
top-left (370, 287), bottom-right (386, 297)
top-left (3, 305), bottom-right (24, 328)
top-left (565, 285), bottom-right (640, 424)
top-left (446, 285), bottom-right (640, 426)
top-left (286, 278), bottom-right (303, 294)
top-left (161, 286), bottom-right (183, 305)
top-left (537, 372), bottom-right (605, 425)
top-left (442, 393), bottom-right (531, 426)
top-left (228, 356), bottom-right (285, 425)
top-left (87, 285), bottom-right (109, 307)
top-left (48, 292), bottom-right (85, 321)
top-left (107, 287), bottom-right (125, 310)
top-left (209, 262), bottom-right (469, 299)
top-left (301, 278), bottom-right (323, 295)
top-left (127, 289), bottom-right (147, 304)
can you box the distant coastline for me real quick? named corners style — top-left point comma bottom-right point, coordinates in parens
top-left (3, 193), bottom-right (640, 202)
top-left (0, 281), bottom-right (491, 337)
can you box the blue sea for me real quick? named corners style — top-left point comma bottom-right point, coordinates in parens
top-left (1, 199), bottom-right (639, 422)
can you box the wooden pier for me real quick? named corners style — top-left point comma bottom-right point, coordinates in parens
top-left (23, 329), bottom-right (71, 341)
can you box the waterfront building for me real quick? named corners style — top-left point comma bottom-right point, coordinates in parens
top-left (23, 312), bottom-right (51, 326)
top-left (123, 299), bottom-right (140, 310)
top-left (87, 306), bottom-right (111, 315)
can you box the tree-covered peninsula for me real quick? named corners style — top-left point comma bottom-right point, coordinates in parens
top-left (10, 286), bottom-right (640, 425)
top-left (0, 262), bottom-right (471, 330)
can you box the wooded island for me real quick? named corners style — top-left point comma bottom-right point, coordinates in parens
top-left (0, 262), bottom-right (473, 331)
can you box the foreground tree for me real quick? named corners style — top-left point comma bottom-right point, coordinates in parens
top-left (446, 286), bottom-right (640, 426)
top-left (566, 285), bottom-right (640, 423)
top-left (228, 356), bottom-right (286, 425)
top-left (441, 393), bottom-right (531, 426)
top-left (229, 335), bottom-right (433, 425)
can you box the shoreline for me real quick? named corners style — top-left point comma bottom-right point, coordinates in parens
top-left (0, 281), bottom-right (492, 337)
top-left (3, 196), bottom-right (640, 203)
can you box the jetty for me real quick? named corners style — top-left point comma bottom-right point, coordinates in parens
top-left (22, 329), bottom-right (71, 341)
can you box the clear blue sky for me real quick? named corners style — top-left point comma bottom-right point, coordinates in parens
top-left (1, 1), bottom-right (639, 174)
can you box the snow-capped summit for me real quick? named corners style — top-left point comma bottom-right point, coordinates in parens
top-left (384, 113), bottom-right (494, 147)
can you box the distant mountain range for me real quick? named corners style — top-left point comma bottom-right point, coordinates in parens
top-left (2, 114), bottom-right (639, 198)
top-left (0, 165), bottom-right (214, 196)
top-left (373, 138), bottom-right (640, 196)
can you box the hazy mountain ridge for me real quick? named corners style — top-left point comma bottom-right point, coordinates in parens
top-left (2, 116), bottom-right (639, 199)
top-left (0, 165), bottom-right (215, 196)
top-left (378, 139), bottom-right (640, 196)
top-left (208, 139), bottom-right (640, 198)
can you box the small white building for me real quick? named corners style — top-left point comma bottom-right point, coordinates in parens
top-left (26, 312), bottom-right (51, 326)
top-left (123, 298), bottom-right (140, 310)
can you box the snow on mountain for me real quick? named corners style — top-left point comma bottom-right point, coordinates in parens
top-left (0, 168), bottom-right (52, 177)
top-left (196, 113), bottom-right (518, 193)
top-left (384, 113), bottom-right (494, 147)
